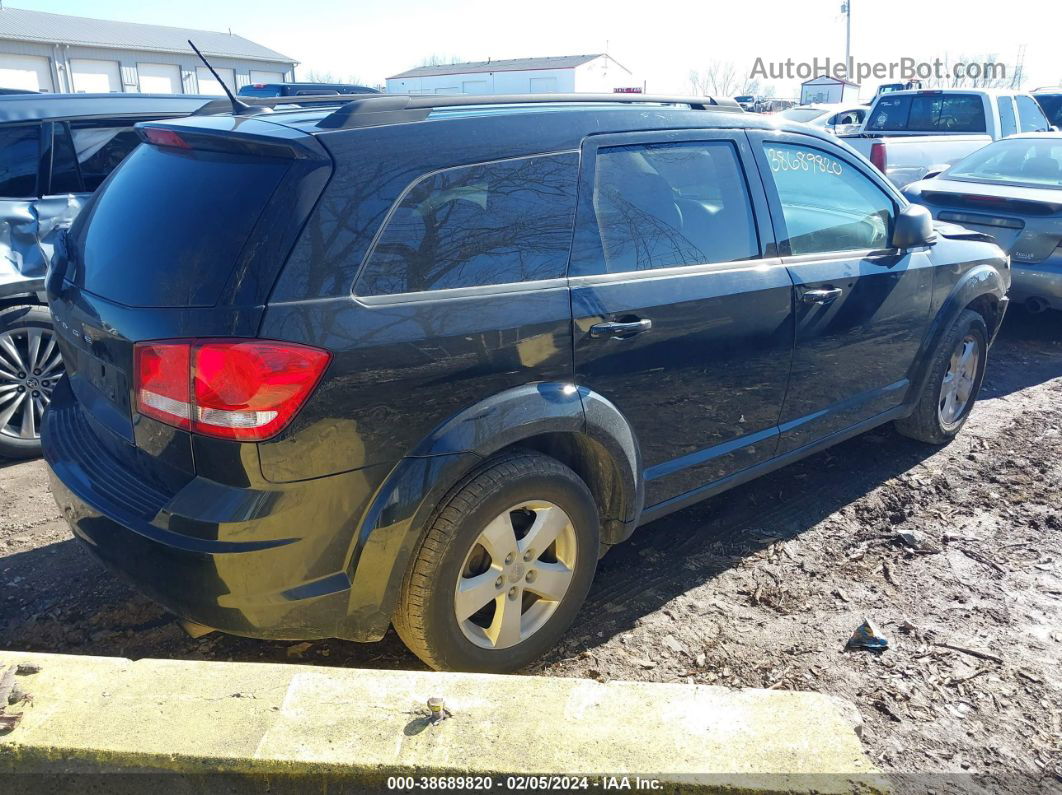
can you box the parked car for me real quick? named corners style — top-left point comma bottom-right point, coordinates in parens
top-left (1032, 87), bottom-right (1062, 129)
top-left (775, 103), bottom-right (868, 135)
top-left (903, 133), bottom-right (1062, 313)
top-left (842, 88), bottom-right (1053, 188)
top-left (42, 93), bottom-right (1009, 673)
top-left (733, 94), bottom-right (759, 112)
top-left (237, 82), bottom-right (380, 97)
top-left (0, 92), bottom-right (215, 459)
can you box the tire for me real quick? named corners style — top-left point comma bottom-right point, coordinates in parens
top-left (895, 309), bottom-right (988, 445)
top-left (394, 450), bottom-right (600, 672)
top-left (0, 304), bottom-right (63, 460)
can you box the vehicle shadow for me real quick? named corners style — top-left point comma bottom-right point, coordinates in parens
top-left (542, 422), bottom-right (937, 667)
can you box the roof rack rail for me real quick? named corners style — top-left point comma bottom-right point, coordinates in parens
top-left (316, 92), bottom-right (742, 130)
top-left (193, 94), bottom-right (353, 116)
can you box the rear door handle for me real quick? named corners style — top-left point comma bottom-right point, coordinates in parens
top-left (801, 287), bottom-right (843, 305)
top-left (589, 318), bottom-right (653, 339)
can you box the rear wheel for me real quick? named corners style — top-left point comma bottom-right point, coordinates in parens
top-left (394, 451), bottom-right (599, 672)
top-left (895, 309), bottom-right (987, 444)
top-left (0, 305), bottom-right (64, 460)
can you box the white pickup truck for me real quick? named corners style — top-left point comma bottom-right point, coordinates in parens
top-left (840, 88), bottom-right (1054, 188)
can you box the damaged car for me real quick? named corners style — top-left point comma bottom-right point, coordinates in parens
top-left (0, 92), bottom-right (213, 458)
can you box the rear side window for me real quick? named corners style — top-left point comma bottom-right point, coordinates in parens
top-left (591, 141), bottom-right (759, 272)
top-left (997, 97), bottom-right (1017, 137)
top-left (1015, 96), bottom-right (1050, 132)
top-left (358, 153), bottom-right (578, 296)
top-left (71, 125), bottom-right (143, 191)
top-left (74, 144), bottom-right (290, 307)
top-left (0, 125), bottom-right (40, 198)
top-left (762, 143), bottom-right (894, 255)
top-left (867, 93), bottom-right (986, 133)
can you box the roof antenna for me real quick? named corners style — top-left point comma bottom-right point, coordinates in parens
top-left (188, 39), bottom-right (263, 115)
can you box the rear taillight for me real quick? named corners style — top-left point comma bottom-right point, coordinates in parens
top-left (134, 340), bottom-right (330, 441)
top-left (870, 142), bottom-right (887, 174)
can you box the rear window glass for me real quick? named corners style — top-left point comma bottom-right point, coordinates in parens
top-left (0, 125), bottom-right (40, 198)
top-left (73, 143), bottom-right (289, 307)
top-left (357, 153), bottom-right (579, 296)
top-left (948, 138), bottom-right (1062, 189)
top-left (1036, 94), bottom-right (1062, 126)
top-left (866, 93), bottom-right (986, 133)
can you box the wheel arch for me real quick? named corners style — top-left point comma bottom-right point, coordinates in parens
top-left (907, 262), bottom-right (1007, 405)
top-left (338, 382), bottom-right (644, 640)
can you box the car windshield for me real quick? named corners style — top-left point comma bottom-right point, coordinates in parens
top-left (946, 137), bottom-right (1062, 189)
top-left (779, 107), bottom-right (826, 123)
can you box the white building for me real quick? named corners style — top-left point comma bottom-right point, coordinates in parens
top-left (386, 54), bottom-right (639, 95)
top-left (0, 6), bottom-right (295, 95)
top-left (800, 76), bottom-right (861, 105)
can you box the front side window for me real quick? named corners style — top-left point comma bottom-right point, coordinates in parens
top-left (358, 153), bottom-right (579, 296)
top-left (0, 125), bottom-right (40, 198)
top-left (1015, 96), bottom-right (1050, 133)
top-left (762, 143), bottom-right (894, 255)
top-left (997, 96), bottom-right (1017, 138)
top-left (591, 141), bottom-right (759, 273)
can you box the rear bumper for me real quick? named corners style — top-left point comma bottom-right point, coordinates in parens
top-left (1009, 253), bottom-right (1062, 310)
top-left (42, 378), bottom-right (394, 642)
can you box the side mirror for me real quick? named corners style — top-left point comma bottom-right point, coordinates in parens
top-left (922, 163), bottom-right (950, 180)
top-left (892, 204), bottom-right (935, 249)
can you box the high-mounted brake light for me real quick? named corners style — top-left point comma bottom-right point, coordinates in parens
top-left (134, 340), bottom-right (330, 442)
top-left (142, 127), bottom-right (190, 149)
top-left (870, 142), bottom-right (887, 174)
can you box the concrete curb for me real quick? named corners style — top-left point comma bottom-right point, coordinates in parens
top-left (0, 651), bottom-right (882, 792)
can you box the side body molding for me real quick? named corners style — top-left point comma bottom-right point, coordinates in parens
top-left (336, 382), bottom-right (643, 641)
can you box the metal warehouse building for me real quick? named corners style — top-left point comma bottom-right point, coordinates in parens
top-left (386, 54), bottom-right (640, 95)
top-left (0, 6), bottom-right (296, 95)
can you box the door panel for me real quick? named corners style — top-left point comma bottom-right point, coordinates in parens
top-left (751, 132), bottom-right (934, 452)
top-left (780, 250), bottom-right (934, 450)
top-left (569, 130), bottom-right (792, 507)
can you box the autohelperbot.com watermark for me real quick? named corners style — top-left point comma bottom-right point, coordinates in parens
top-left (750, 56), bottom-right (1006, 83)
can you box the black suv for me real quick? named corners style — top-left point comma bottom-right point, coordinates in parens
top-left (42, 94), bottom-right (1009, 672)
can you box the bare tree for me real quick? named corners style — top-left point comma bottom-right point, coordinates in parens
top-left (302, 69), bottom-right (364, 85)
top-left (419, 54), bottom-right (466, 67)
top-left (924, 53), bottom-right (1012, 89)
top-left (689, 60), bottom-right (740, 97)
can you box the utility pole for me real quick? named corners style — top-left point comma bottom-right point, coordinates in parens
top-left (841, 1), bottom-right (852, 66)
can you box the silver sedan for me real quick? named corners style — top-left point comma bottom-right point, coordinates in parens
top-left (903, 133), bottom-right (1062, 313)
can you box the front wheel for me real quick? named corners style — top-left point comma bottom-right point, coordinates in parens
top-left (0, 305), bottom-right (64, 460)
top-left (393, 451), bottom-right (600, 672)
top-left (895, 309), bottom-right (988, 445)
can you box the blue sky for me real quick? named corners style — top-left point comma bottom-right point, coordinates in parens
top-left (8, 0), bottom-right (1059, 96)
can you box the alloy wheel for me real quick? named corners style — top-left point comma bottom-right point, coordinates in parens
top-left (938, 334), bottom-right (979, 429)
top-left (454, 500), bottom-right (578, 650)
top-left (0, 327), bottom-right (63, 442)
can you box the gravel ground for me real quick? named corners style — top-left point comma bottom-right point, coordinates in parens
top-left (1, 310), bottom-right (1060, 788)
